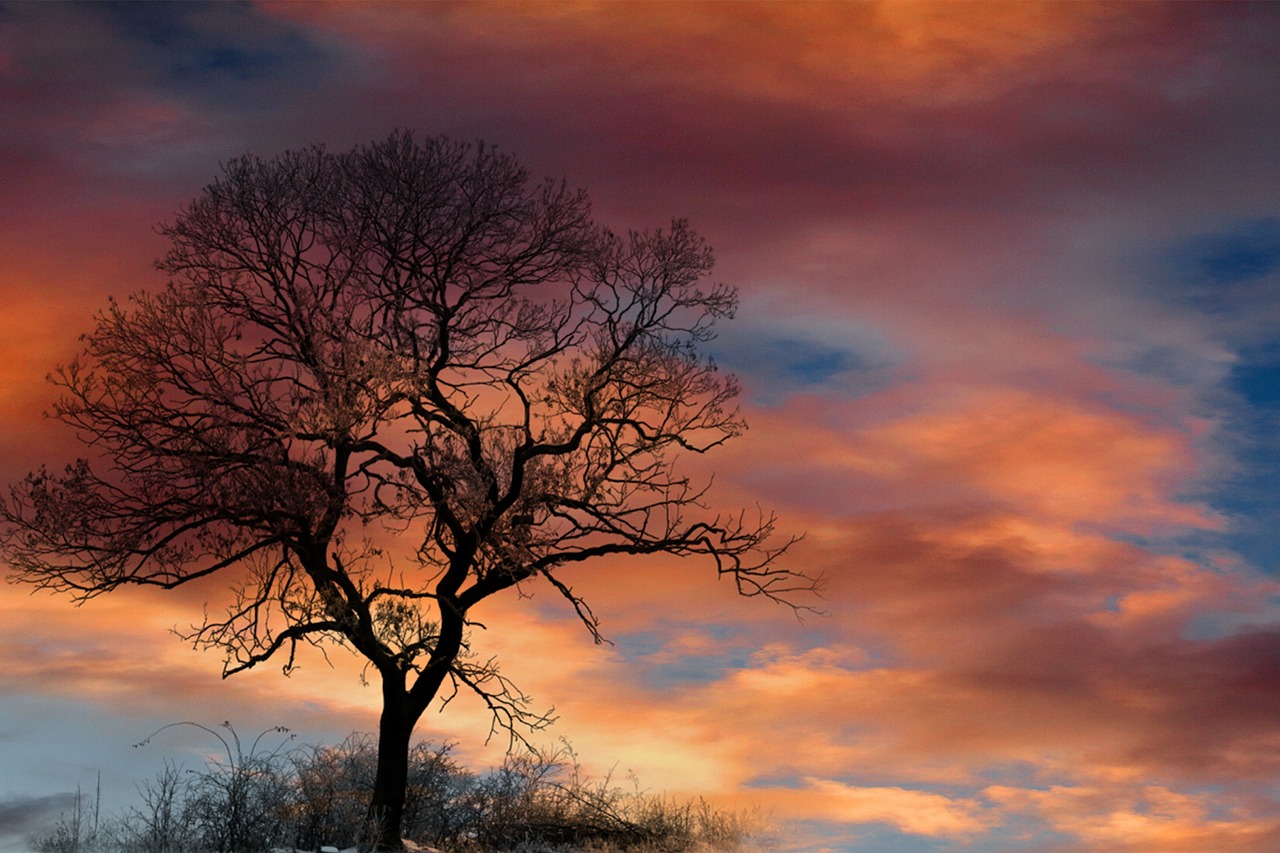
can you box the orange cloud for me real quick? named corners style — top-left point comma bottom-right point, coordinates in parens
top-left (270, 1), bottom-right (1167, 114)
top-left (988, 783), bottom-right (1280, 853)
top-left (798, 779), bottom-right (991, 837)
top-left (725, 385), bottom-right (1215, 531)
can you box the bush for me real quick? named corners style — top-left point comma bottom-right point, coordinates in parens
top-left (32, 726), bottom-right (758, 853)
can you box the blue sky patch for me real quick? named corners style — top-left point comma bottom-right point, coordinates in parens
top-left (1213, 351), bottom-right (1280, 573)
top-left (1188, 219), bottom-right (1280, 285)
top-left (1232, 357), bottom-right (1280, 406)
top-left (1122, 220), bottom-right (1280, 573)
top-left (709, 331), bottom-right (860, 390)
top-left (1160, 218), bottom-right (1280, 314)
top-left (611, 625), bottom-right (754, 689)
top-left (709, 309), bottom-right (903, 405)
top-left (94, 2), bottom-right (335, 98)
top-left (766, 336), bottom-right (856, 385)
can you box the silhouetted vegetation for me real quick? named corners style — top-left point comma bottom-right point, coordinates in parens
top-left (32, 724), bottom-right (759, 853)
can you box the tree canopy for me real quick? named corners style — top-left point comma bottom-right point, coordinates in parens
top-left (2, 130), bottom-right (811, 848)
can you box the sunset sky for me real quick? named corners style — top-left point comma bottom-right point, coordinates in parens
top-left (5, 2), bottom-right (1280, 851)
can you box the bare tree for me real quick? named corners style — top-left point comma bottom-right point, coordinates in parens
top-left (2, 131), bottom-right (811, 849)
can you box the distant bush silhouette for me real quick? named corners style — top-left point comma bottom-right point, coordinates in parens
top-left (31, 725), bottom-right (759, 853)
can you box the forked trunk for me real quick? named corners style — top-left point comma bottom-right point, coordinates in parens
top-left (369, 605), bottom-right (462, 849)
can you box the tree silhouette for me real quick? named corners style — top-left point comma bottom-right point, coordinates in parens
top-left (1, 131), bottom-right (810, 849)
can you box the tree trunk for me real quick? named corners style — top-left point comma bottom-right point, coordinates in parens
top-left (368, 609), bottom-right (463, 850)
top-left (369, 676), bottom-right (413, 851)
